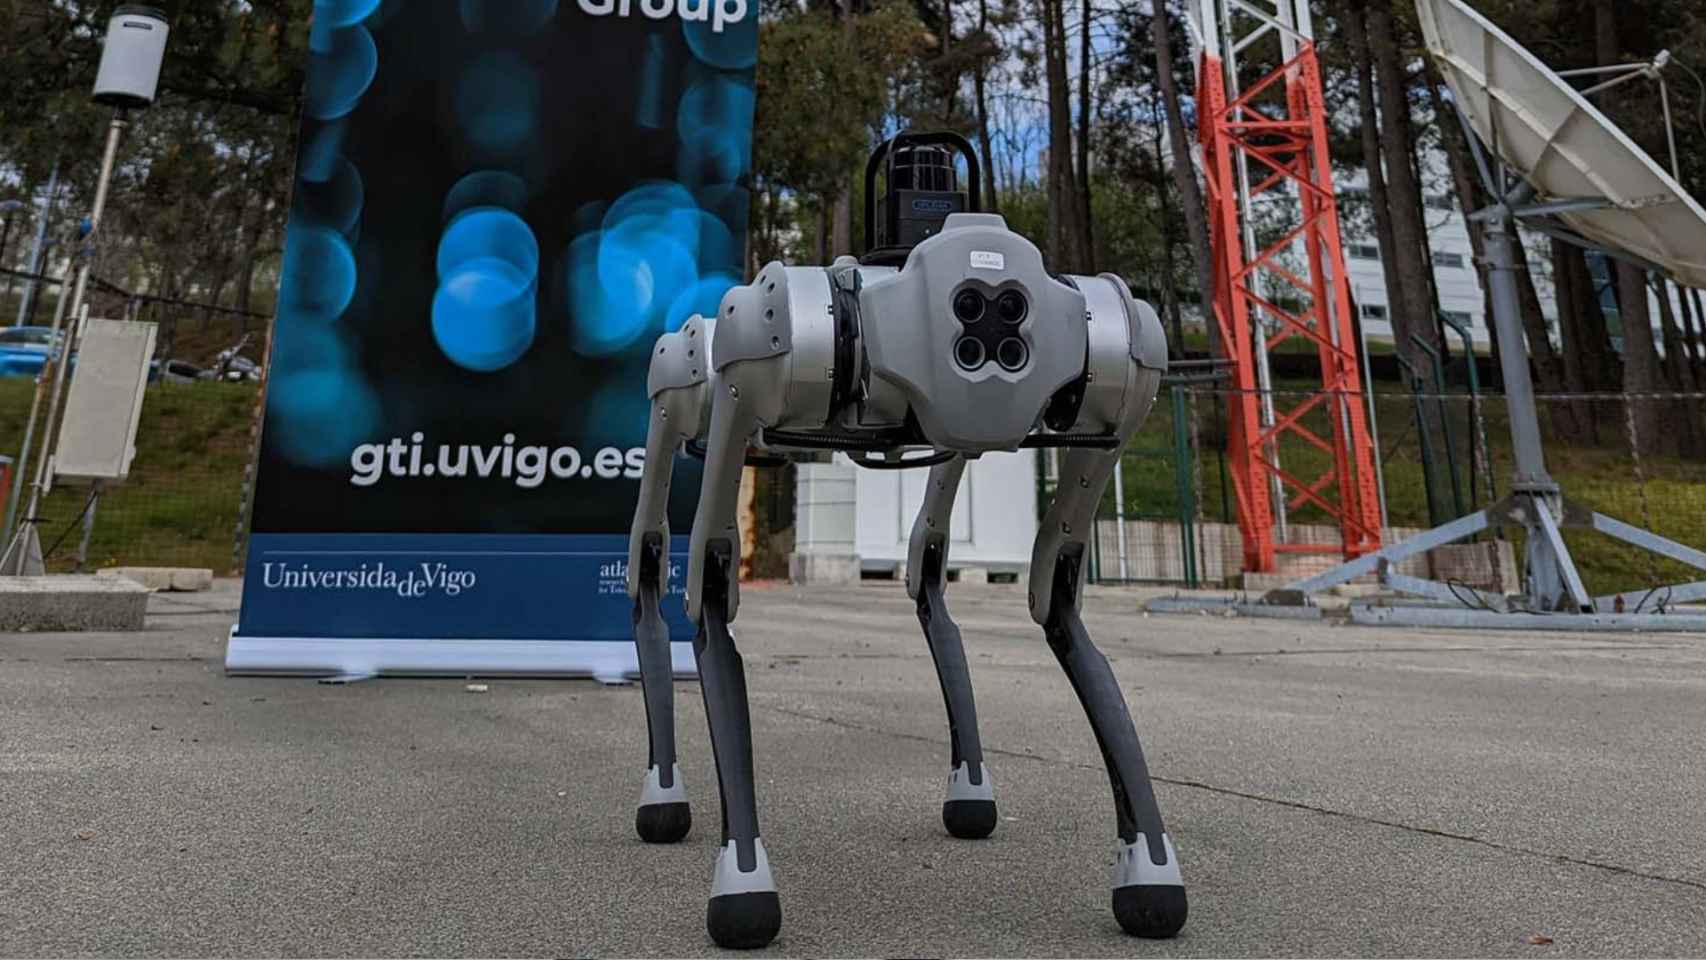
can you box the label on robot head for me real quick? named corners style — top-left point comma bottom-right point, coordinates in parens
top-left (576, 0), bottom-right (749, 33)
top-left (969, 250), bottom-right (1005, 271)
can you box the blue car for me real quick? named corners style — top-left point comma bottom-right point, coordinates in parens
top-left (0, 326), bottom-right (66, 378)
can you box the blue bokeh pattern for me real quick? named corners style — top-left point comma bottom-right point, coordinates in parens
top-left (267, 0), bottom-right (386, 467)
top-left (432, 208), bottom-right (541, 372)
top-left (270, 0), bottom-right (761, 464)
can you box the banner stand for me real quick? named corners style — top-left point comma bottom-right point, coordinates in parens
top-left (228, 2), bottom-right (758, 677)
top-left (225, 630), bottom-right (696, 683)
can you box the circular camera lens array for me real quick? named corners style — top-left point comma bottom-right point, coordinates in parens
top-left (953, 289), bottom-right (985, 324)
top-left (952, 286), bottom-right (1030, 373)
top-left (995, 289), bottom-right (1027, 324)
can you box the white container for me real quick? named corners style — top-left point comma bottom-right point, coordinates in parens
top-left (92, 6), bottom-right (170, 107)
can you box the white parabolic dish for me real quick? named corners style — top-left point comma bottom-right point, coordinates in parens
top-left (1417, 0), bottom-right (1706, 288)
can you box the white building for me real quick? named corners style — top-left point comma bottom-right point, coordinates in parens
top-left (1334, 164), bottom-right (1685, 357)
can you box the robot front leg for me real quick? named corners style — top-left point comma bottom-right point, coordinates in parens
top-left (629, 401), bottom-right (690, 843)
top-left (1029, 447), bottom-right (1187, 939)
top-left (686, 375), bottom-right (781, 950)
top-left (626, 319), bottom-right (712, 845)
top-left (904, 456), bottom-right (997, 839)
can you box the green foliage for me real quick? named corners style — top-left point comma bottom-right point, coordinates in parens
top-left (754, 3), bottom-right (930, 198)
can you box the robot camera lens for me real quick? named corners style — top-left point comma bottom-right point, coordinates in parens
top-left (953, 335), bottom-right (986, 370)
top-left (996, 336), bottom-right (1028, 371)
top-left (953, 290), bottom-right (986, 324)
top-left (995, 290), bottom-right (1028, 324)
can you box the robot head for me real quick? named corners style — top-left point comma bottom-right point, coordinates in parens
top-left (858, 213), bottom-right (1088, 452)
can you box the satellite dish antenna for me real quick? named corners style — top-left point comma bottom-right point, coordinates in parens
top-left (1282, 0), bottom-right (1706, 629)
top-left (1417, 0), bottom-right (1706, 288)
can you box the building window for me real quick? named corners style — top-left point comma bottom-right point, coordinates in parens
top-left (1361, 303), bottom-right (1388, 320)
top-left (1348, 243), bottom-right (1381, 261)
top-left (1442, 310), bottom-right (1474, 327)
top-left (1432, 251), bottom-right (1466, 269)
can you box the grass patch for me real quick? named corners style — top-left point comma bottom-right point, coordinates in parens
top-left (1108, 378), bottom-right (1706, 596)
top-left (0, 377), bottom-right (259, 573)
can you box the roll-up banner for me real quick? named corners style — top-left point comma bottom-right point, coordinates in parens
top-left (227, 0), bottom-right (756, 678)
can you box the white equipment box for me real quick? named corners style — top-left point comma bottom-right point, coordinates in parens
top-left (793, 450), bottom-right (1038, 581)
top-left (53, 318), bottom-right (157, 485)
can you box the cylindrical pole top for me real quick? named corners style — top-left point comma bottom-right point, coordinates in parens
top-left (93, 6), bottom-right (170, 108)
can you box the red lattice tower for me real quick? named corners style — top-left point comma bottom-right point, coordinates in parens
top-left (1191, 0), bottom-right (1383, 573)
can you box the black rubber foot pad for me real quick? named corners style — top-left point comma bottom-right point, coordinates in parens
top-left (706, 890), bottom-right (782, 949)
top-left (941, 799), bottom-right (998, 839)
top-left (635, 802), bottom-right (692, 844)
top-left (1113, 883), bottom-right (1188, 938)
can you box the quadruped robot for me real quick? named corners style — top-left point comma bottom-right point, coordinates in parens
top-left (624, 133), bottom-right (1184, 948)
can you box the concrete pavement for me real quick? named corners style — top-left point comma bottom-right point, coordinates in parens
top-left (3, 580), bottom-right (1704, 956)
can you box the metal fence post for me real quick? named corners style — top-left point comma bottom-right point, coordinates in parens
top-left (1171, 385), bottom-right (1199, 589)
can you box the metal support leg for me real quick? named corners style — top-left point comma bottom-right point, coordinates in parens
top-left (1527, 495), bottom-right (1591, 612)
top-left (1033, 448), bottom-right (1186, 939)
top-left (904, 457), bottom-right (997, 839)
top-left (1588, 510), bottom-right (1706, 573)
top-left (1286, 508), bottom-right (1493, 595)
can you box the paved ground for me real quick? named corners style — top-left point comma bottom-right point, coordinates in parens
top-left (3, 579), bottom-right (1706, 957)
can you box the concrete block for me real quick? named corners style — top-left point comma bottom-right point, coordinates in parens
top-left (170, 568), bottom-right (214, 591)
top-left (1430, 541), bottom-right (1519, 594)
top-left (97, 566), bottom-right (214, 592)
top-left (0, 575), bottom-right (150, 632)
top-left (1240, 572), bottom-right (1293, 592)
top-left (789, 552), bottom-right (860, 584)
top-left (956, 566), bottom-right (990, 585)
top-left (1261, 588), bottom-right (1311, 607)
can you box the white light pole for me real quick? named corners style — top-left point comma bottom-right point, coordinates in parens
top-left (15, 162), bottom-right (61, 328)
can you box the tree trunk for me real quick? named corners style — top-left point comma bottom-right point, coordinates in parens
top-left (838, 0), bottom-right (859, 259)
top-left (1075, 0), bottom-right (1093, 270)
top-left (816, 198), bottom-right (830, 265)
top-left (1549, 239), bottom-right (1595, 441)
top-left (1040, 0), bottom-right (1084, 271)
top-left (1149, 0), bottom-right (1214, 344)
top-left (942, 0), bottom-right (955, 118)
top-left (1151, 101), bottom-right (1185, 355)
top-left (1367, 0), bottom-right (1440, 368)
top-left (1654, 281), bottom-right (1703, 455)
top-left (1565, 245), bottom-right (1620, 392)
top-left (1615, 263), bottom-right (1662, 450)
top-left (973, 0), bottom-right (999, 213)
top-left (1594, 0), bottom-right (1662, 452)
top-left (1345, 1), bottom-right (1409, 353)
top-left (1681, 287), bottom-right (1706, 384)
top-left (832, 185), bottom-right (852, 259)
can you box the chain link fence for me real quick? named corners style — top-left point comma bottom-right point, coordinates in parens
top-left (1092, 386), bottom-right (1706, 599)
top-left (5, 340), bottom-right (1703, 595)
top-left (0, 320), bottom-right (263, 575)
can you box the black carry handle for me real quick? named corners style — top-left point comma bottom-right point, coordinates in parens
top-left (862, 130), bottom-right (982, 254)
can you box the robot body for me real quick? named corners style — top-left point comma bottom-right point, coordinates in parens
top-left (621, 135), bottom-right (1184, 949)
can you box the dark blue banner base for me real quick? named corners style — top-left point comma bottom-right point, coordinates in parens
top-left (228, 533), bottom-right (695, 678)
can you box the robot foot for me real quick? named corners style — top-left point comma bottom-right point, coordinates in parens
top-left (635, 764), bottom-right (691, 844)
top-left (941, 762), bottom-right (997, 839)
top-left (707, 839), bottom-right (781, 949)
top-left (1111, 834), bottom-right (1188, 938)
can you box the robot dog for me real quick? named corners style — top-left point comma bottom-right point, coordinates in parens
top-left (624, 134), bottom-right (1183, 948)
